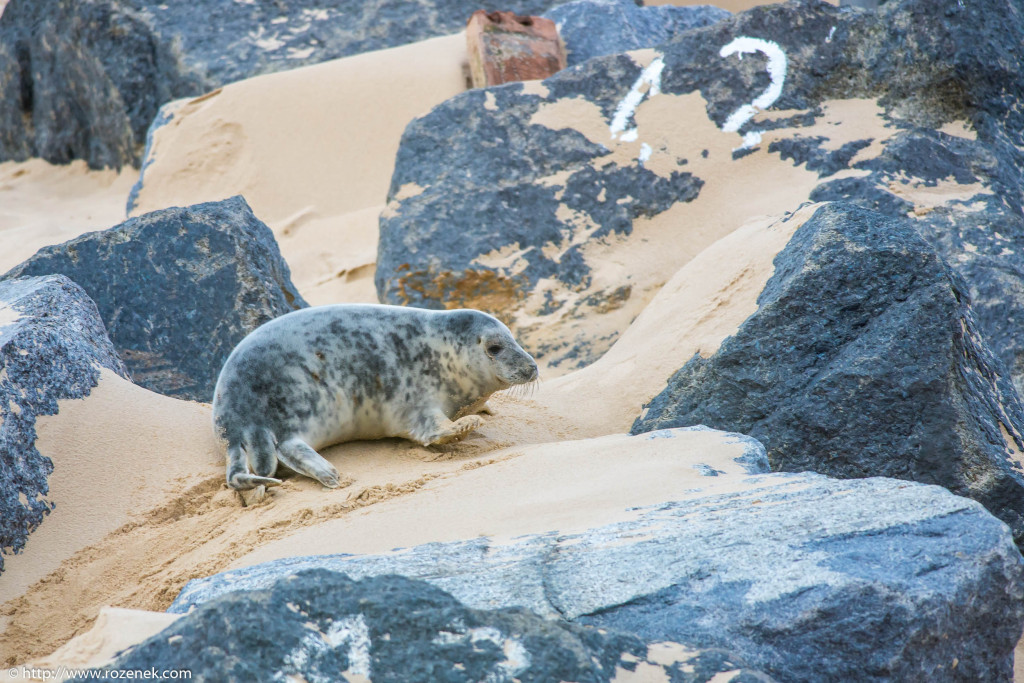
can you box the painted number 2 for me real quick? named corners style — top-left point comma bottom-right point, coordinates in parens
top-left (718, 37), bottom-right (788, 150)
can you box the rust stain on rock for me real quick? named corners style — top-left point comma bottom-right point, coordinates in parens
top-left (395, 267), bottom-right (528, 321)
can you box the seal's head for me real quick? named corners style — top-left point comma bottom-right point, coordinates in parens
top-left (441, 309), bottom-right (538, 392)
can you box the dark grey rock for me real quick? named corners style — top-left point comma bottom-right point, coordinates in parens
top-left (631, 202), bottom-right (1024, 546)
top-left (545, 0), bottom-right (729, 66)
top-left (747, 0), bottom-right (1024, 394)
top-left (377, 0), bottom-right (1024, 372)
top-left (0, 0), bottom-right (568, 169)
top-left (0, 0), bottom-right (201, 169)
top-left (170, 474), bottom-right (1024, 681)
top-left (0, 38), bottom-right (30, 163)
top-left (0, 275), bottom-right (129, 572)
top-left (804, 125), bottom-right (1024, 396)
top-left (2, 196), bottom-right (307, 402)
top-left (376, 67), bottom-right (705, 368)
top-left (86, 571), bottom-right (774, 683)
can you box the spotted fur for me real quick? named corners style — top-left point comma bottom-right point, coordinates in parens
top-left (213, 304), bottom-right (538, 490)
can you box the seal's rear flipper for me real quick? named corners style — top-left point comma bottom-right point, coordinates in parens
top-left (226, 443), bottom-right (282, 490)
top-left (278, 438), bottom-right (343, 489)
top-left (239, 484), bottom-right (267, 507)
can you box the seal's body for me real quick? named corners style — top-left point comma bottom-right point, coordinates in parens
top-left (213, 304), bottom-right (538, 490)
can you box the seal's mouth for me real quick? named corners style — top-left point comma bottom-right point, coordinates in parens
top-left (491, 347), bottom-right (539, 394)
top-left (499, 373), bottom-right (540, 400)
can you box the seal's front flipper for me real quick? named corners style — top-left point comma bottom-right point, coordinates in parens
top-left (421, 414), bottom-right (484, 446)
top-left (226, 443), bottom-right (283, 490)
top-left (278, 438), bottom-right (343, 488)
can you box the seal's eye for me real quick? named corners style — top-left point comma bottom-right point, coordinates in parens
top-left (486, 344), bottom-right (503, 357)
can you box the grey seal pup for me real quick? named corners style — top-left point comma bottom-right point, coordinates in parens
top-left (213, 303), bottom-right (538, 491)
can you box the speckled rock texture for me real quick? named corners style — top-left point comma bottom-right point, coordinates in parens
top-left (631, 202), bottom-right (1024, 546)
top-left (0, 0), bottom-right (567, 169)
top-left (0, 275), bottom-right (129, 573)
top-left (84, 571), bottom-right (775, 683)
top-left (3, 196), bottom-right (307, 402)
top-left (378, 0), bottom-right (1024, 376)
top-left (544, 0), bottom-right (729, 66)
top-left (0, 0), bottom-right (199, 169)
top-left (169, 474), bottom-right (1024, 681)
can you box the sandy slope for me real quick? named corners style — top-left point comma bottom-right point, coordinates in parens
top-left (0, 160), bottom-right (136, 275)
top-left (129, 32), bottom-right (469, 307)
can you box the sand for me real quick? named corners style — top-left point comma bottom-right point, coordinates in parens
top-left (17, 608), bottom-right (180, 674)
top-left (0, 371), bottom-right (222, 607)
top-left (233, 428), bottom-right (768, 569)
top-left (537, 205), bottom-right (819, 436)
top-left (129, 32), bottom-right (470, 307)
top-left (452, 66), bottom-right (901, 378)
top-left (0, 12), bottom-right (1014, 679)
top-left (0, 160), bottom-right (137, 275)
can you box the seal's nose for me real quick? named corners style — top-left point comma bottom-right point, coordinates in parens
top-left (528, 361), bottom-right (539, 382)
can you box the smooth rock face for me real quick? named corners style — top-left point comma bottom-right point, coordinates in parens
top-left (544, 0), bottom-right (729, 66)
top-left (3, 196), bottom-right (307, 402)
top-left (378, 0), bottom-right (1024, 373)
top-left (0, 275), bottom-right (129, 572)
top-left (89, 571), bottom-right (774, 683)
top-left (632, 202), bottom-right (1024, 544)
top-left (170, 475), bottom-right (1024, 681)
top-left (0, 0), bottom-right (566, 169)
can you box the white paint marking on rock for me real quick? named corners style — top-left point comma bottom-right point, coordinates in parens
top-left (638, 143), bottom-right (653, 166)
top-left (433, 625), bottom-right (531, 680)
top-left (741, 130), bottom-right (763, 148)
top-left (470, 626), bottom-right (506, 644)
top-left (326, 614), bottom-right (373, 678)
top-left (281, 632), bottom-right (325, 672)
top-left (826, 26), bottom-right (837, 43)
top-left (609, 56), bottom-right (666, 162)
top-left (469, 627), bottom-right (530, 682)
top-left (277, 614), bottom-right (372, 682)
top-left (718, 37), bottom-right (788, 151)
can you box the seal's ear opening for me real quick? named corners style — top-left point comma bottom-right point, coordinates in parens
top-left (445, 310), bottom-right (478, 336)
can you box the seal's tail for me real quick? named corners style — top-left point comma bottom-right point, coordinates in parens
top-left (226, 426), bottom-right (283, 490)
